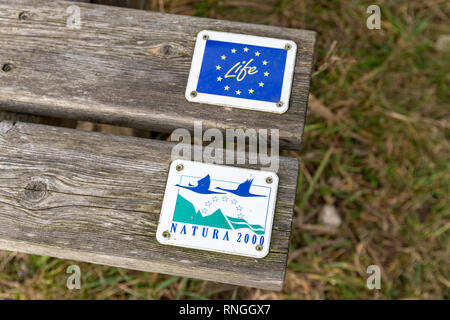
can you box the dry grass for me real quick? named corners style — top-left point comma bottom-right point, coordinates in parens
top-left (0, 0), bottom-right (449, 299)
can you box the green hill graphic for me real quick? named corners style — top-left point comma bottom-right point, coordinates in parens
top-left (173, 194), bottom-right (265, 235)
top-left (173, 194), bottom-right (232, 230)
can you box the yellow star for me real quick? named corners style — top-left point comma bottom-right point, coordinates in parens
top-left (259, 82), bottom-right (264, 87)
top-left (216, 65), bottom-right (221, 70)
top-left (221, 55), bottom-right (226, 60)
top-left (262, 60), bottom-right (268, 65)
top-left (244, 47), bottom-right (249, 52)
top-left (248, 89), bottom-right (254, 94)
top-left (231, 48), bottom-right (236, 53)
top-left (217, 76), bottom-right (222, 81)
top-left (255, 51), bottom-right (260, 56)
top-left (264, 72), bottom-right (269, 77)
top-left (224, 85), bottom-right (230, 91)
top-left (236, 90), bottom-right (241, 95)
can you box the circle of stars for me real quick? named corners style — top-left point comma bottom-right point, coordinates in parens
top-left (214, 47), bottom-right (270, 96)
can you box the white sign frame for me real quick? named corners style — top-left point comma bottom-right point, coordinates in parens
top-left (185, 30), bottom-right (297, 114)
top-left (156, 160), bottom-right (279, 258)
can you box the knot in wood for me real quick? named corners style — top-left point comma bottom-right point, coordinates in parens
top-left (2, 63), bottom-right (13, 73)
top-left (145, 42), bottom-right (187, 58)
top-left (18, 11), bottom-right (31, 21)
top-left (161, 44), bottom-right (174, 56)
top-left (24, 180), bottom-right (48, 202)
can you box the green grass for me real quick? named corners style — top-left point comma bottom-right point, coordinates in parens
top-left (0, 0), bottom-right (448, 299)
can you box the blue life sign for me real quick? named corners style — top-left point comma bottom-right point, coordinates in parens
top-left (196, 40), bottom-right (287, 103)
top-left (186, 31), bottom-right (297, 113)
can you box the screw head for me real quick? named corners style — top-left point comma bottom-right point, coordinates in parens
top-left (285, 43), bottom-right (292, 51)
top-left (203, 34), bottom-right (210, 40)
top-left (2, 63), bottom-right (13, 73)
top-left (276, 101), bottom-right (284, 108)
top-left (256, 244), bottom-right (263, 251)
top-left (176, 163), bottom-right (184, 171)
top-left (266, 176), bottom-right (273, 184)
top-left (18, 11), bottom-right (30, 21)
top-left (162, 231), bottom-right (170, 239)
top-left (190, 91), bottom-right (198, 98)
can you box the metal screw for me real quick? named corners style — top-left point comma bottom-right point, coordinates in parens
top-left (190, 91), bottom-right (198, 98)
top-left (203, 34), bottom-right (210, 40)
top-left (162, 231), bottom-right (170, 239)
top-left (19, 11), bottom-right (30, 21)
top-left (176, 163), bottom-right (184, 171)
top-left (266, 176), bottom-right (273, 184)
top-left (256, 244), bottom-right (263, 251)
top-left (285, 43), bottom-right (292, 51)
top-left (2, 63), bottom-right (13, 73)
top-left (276, 101), bottom-right (284, 108)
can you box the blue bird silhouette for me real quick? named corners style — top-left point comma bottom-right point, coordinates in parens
top-left (216, 179), bottom-right (266, 197)
top-left (175, 174), bottom-right (225, 194)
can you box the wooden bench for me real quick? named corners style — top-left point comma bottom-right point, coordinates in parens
top-left (0, 0), bottom-right (316, 291)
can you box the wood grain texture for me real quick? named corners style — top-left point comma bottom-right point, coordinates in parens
top-left (0, 120), bottom-right (299, 290)
top-left (0, 0), bottom-right (316, 150)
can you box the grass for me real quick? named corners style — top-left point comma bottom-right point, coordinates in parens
top-left (0, 0), bottom-right (448, 299)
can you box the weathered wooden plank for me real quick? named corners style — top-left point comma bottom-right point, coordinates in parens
top-left (0, 120), bottom-right (299, 290)
top-left (0, 0), bottom-right (316, 150)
